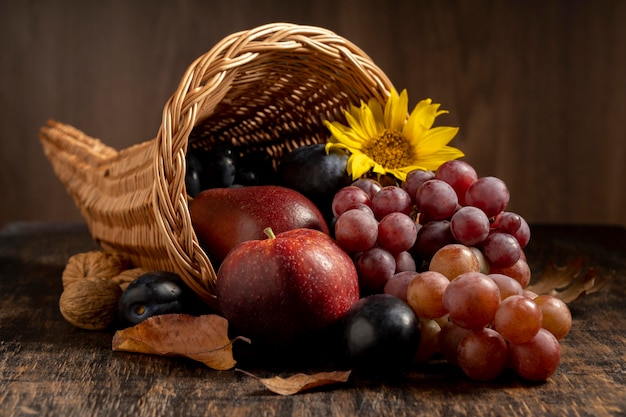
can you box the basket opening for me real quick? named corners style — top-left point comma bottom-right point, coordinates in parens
top-left (185, 50), bottom-right (381, 168)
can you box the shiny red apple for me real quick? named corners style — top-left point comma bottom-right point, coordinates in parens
top-left (216, 227), bottom-right (360, 345)
top-left (189, 185), bottom-right (329, 266)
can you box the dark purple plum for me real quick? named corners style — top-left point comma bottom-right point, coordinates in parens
top-left (118, 271), bottom-right (209, 328)
top-left (277, 144), bottom-right (351, 223)
top-left (341, 294), bottom-right (421, 373)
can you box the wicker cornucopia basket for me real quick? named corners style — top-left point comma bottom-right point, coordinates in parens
top-left (40, 23), bottom-right (394, 308)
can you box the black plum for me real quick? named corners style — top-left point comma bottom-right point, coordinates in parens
top-left (185, 154), bottom-right (204, 197)
top-left (341, 294), bottom-right (421, 373)
top-left (235, 150), bottom-right (277, 186)
top-left (118, 271), bottom-right (209, 328)
top-left (185, 144), bottom-right (238, 196)
top-left (277, 144), bottom-right (352, 223)
top-left (197, 144), bottom-right (238, 189)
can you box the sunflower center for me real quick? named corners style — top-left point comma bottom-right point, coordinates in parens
top-left (361, 129), bottom-right (414, 169)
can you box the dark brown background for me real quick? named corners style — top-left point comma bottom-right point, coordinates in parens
top-left (1, 0), bottom-right (625, 228)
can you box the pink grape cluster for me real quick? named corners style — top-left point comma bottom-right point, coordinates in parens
top-left (331, 160), bottom-right (572, 381)
top-left (394, 268), bottom-right (572, 381)
top-left (332, 179), bottom-right (419, 294)
top-left (406, 160), bottom-right (531, 273)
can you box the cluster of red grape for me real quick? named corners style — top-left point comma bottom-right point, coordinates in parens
top-left (398, 267), bottom-right (572, 381)
top-left (333, 179), bottom-right (418, 293)
top-left (332, 160), bottom-right (572, 381)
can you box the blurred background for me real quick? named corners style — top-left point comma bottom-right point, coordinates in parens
top-left (1, 0), bottom-right (625, 228)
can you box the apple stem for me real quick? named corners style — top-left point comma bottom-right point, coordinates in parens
top-left (263, 227), bottom-right (276, 240)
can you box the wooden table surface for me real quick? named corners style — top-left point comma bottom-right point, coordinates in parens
top-left (1, 222), bottom-right (625, 417)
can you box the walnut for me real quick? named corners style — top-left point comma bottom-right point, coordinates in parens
top-left (62, 251), bottom-right (131, 288)
top-left (112, 267), bottom-right (149, 291)
top-left (59, 276), bottom-right (123, 330)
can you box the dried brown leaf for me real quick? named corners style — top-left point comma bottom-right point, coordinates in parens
top-left (527, 258), bottom-right (583, 295)
top-left (527, 258), bottom-right (609, 303)
top-left (112, 314), bottom-right (246, 370)
top-left (238, 369), bottom-right (352, 395)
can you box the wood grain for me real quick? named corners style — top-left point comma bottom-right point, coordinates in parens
top-left (1, 0), bottom-right (625, 227)
top-left (1, 222), bottom-right (625, 416)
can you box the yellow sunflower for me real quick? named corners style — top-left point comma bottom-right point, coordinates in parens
top-left (324, 88), bottom-right (463, 182)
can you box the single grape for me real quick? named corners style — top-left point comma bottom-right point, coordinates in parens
top-left (490, 257), bottom-right (531, 288)
top-left (492, 211), bottom-right (522, 234)
top-left (457, 328), bottom-right (508, 381)
top-left (509, 328), bottom-right (561, 381)
top-left (488, 273), bottom-right (524, 300)
top-left (438, 320), bottom-right (471, 366)
top-left (352, 178), bottom-right (383, 199)
top-left (383, 271), bottom-right (418, 301)
top-left (402, 169), bottom-right (435, 204)
top-left (493, 295), bottom-right (543, 344)
top-left (429, 244), bottom-right (480, 281)
top-left (334, 209), bottom-right (379, 253)
top-left (406, 271), bottom-right (450, 319)
top-left (435, 160), bottom-right (478, 205)
top-left (355, 247), bottom-right (397, 293)
top-left (511, 216), bottom-right (531, 248)
top-left (465, 176), bottom-right (510, 218)
top-left (534, 294), bottom-right (572, 340)
top-left (411, 220), bottom-right (454, 261)
top-left (450, 206), bottom-right (490, 246)
top-left (442, 272), bottom-right (501, 330)
top-left (394, 251), bottom-right (417, 273)
top-left (481, 232), bottom-right (521, 269)
top-left (371, 186), bottom-right (413, 220)
top-left (415, 179), bottom-right (459, 221)
top-left (332, 186), bottom-right (371, 218)
top-left (378, 212), bottom-right (418, 254)
top-left (413, 318), bottom-right (442, 363)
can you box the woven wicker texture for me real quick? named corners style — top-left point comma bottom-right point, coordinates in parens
top-left (40, 23), bottom-right (394, 306)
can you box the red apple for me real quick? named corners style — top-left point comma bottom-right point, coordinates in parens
top-left (216, 227), bottom-right (359, 345)
top-left (189, 185), bottom-right (329, 266)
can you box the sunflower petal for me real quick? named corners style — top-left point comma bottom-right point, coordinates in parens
top-left (346, 152), bottom-right (375, 180)
top-left (412, 99), bottom-right (442, 131)
top-left (403, 106), bottom-right (427, 140)
top-left (399, 163), bottom-right (432, 173)
top-left (384, 89), bottom-right (409, 132)
top-left (325, 142), bottom-right (352, 154)
top-left (324, 121), bottom-right (365, 150)
top-left (358, 102), bottom-right (385, 139)
top-left (343, 111), bottom-right (372, 142)
top-left (368, 97), bottom-right (383, 120)
top-left (383, 168), bottom-right (411, 182)
top-left (415, 146), bottom-right (465, 171)
top-left (367, 98), bottom-right (386, 134)
top-left (414, 126), bottom-right (460, 154)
